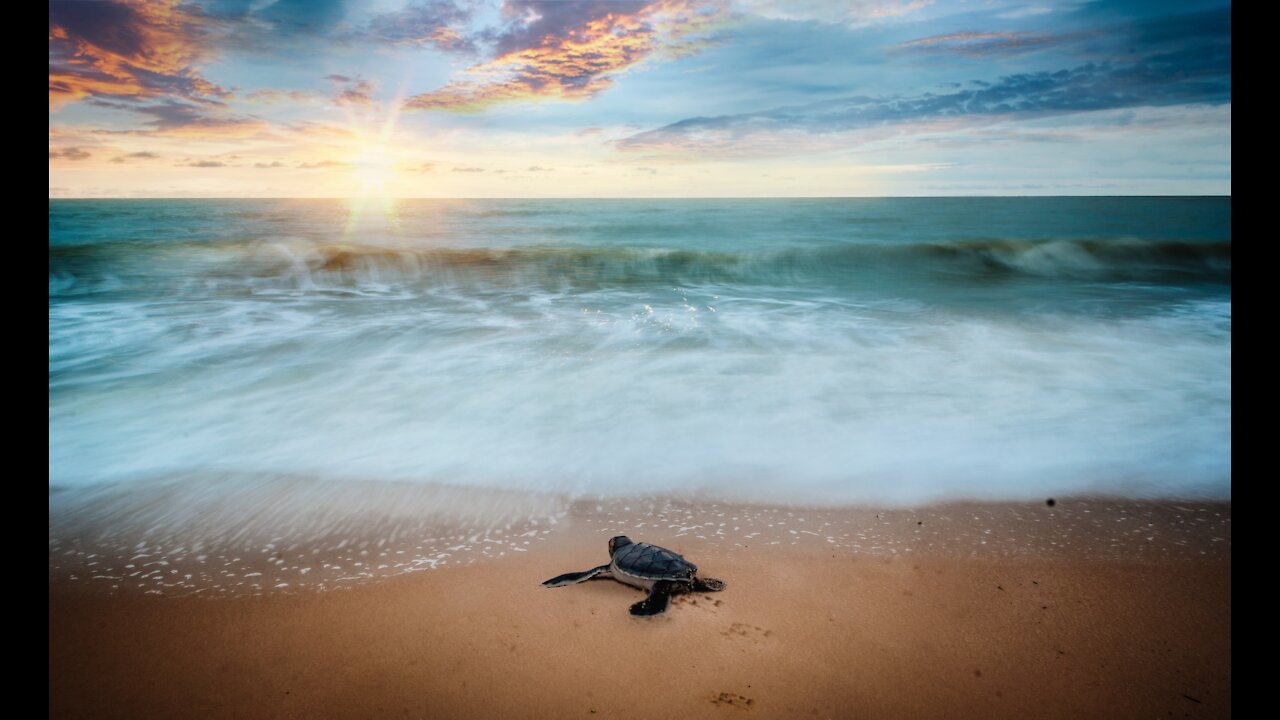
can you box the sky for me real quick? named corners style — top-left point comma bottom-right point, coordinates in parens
top-left (48, 0), bottom-right (1231, 197)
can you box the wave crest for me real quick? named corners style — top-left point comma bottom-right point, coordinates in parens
top-left (49, 237), bottom-right (1230, 296)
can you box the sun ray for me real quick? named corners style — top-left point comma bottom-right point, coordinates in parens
top-left (341, 84), bottom-right (412, 238)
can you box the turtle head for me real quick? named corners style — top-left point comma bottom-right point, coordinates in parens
top-left (608, 535), bottom-right (634, 556)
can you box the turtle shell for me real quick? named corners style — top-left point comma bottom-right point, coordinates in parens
top-left (612, 542), bottom-right (697, 581)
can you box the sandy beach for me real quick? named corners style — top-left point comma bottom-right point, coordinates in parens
top-left (50, 495), bottom-right (1230, 720)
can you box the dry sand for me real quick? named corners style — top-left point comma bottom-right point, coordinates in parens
top-left (50, 497), bottom-right (1230, 719)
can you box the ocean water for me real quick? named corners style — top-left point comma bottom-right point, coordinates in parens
top-left (49, 198), bottom-right (1230, 506)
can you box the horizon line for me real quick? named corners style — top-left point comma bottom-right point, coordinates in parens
top-left (48, 194), bottom-right (1233, 201)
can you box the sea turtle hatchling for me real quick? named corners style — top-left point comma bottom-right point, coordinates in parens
top-left (541, 535), bottom-right (727, 616)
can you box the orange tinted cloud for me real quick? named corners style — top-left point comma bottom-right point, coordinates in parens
top-left (48, 0), bottom-right (227, 109)
top-left (247, 88), bottom-right (317, 104)
top-left (405, 0), bottom-right (728, 111)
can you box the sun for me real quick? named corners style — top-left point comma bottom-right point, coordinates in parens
top-left (343, 139), bottom-right (402, 234)
top-left (352, 141), bottom-right (396, 198)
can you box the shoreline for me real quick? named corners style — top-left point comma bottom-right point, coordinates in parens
top-left (50, 482), bottom-right (1229, 597)
top-left (51, 494), bottom-right (1230, 719)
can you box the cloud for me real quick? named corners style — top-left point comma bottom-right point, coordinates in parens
top-left (49, 0), bottom-right (229, 109)
top-left (126, 100), bottom-right (266, 136)
top-left (362, 0), bottom-right (475, 52)
top-left (896, 31), bottom-right (1069, 56)
top-left (487, 1), bottom-right (647, 56)
top-left (617, 6), bottom-right (1231, 157)
top-left (417, 162), bottom-right (437, 173)
top-left (327, 74), bottom-right (378, 106)
top-left (49, 0), bottom-right (386, 111)
top-left (527, 165), bottom-right (553, 171)
top-left (109, 151), bottom-right (161, 163)
top-left (247, 88), bottom-right (316, 104)
top-left (996, 5), bottom-right (1054, 20)
top-left (49, 147), bottom-right (92, 161)
top-left (76, 93), bottom-right (263, 138)
top-left (283, 120), bottom-right (358, 141)
top-left (452, 166), bottom-right (485, 172)
top-left (910, 127), bottom-right (1082, 149)
top-left (254, 161), bottom-right (285, 168)
top-left (403, 0), bottom-right (730, 111)
top-left (297, 160), bottom-right (352, 169)
top-left (180, 160), bottom-right (226, 167)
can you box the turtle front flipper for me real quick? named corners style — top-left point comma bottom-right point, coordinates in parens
top-left (692, 577), bottom-right (726, 592)
top-left (541, 564), bottom-right (612, 588)
top-left (629, 580), bottom-right (676, 616)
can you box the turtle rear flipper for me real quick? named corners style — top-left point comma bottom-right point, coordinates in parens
top-left (692, 577), bottom-right (726, 592)
top-left (630, 580), bottom-right (676, 616)
top-left (541, 564), bottom-right (612, 588)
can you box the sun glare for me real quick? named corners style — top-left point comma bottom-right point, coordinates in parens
top-left (342, 95), bottom-right (407, 234)
top-left (344, 145), bottom-right (401, 236)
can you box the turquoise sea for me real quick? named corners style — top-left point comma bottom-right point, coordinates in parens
top-left (49, 197), bottom-right (1231, 505)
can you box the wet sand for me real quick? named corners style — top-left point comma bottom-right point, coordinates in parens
top-left (49, 496), bottom-right (1230, 719)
